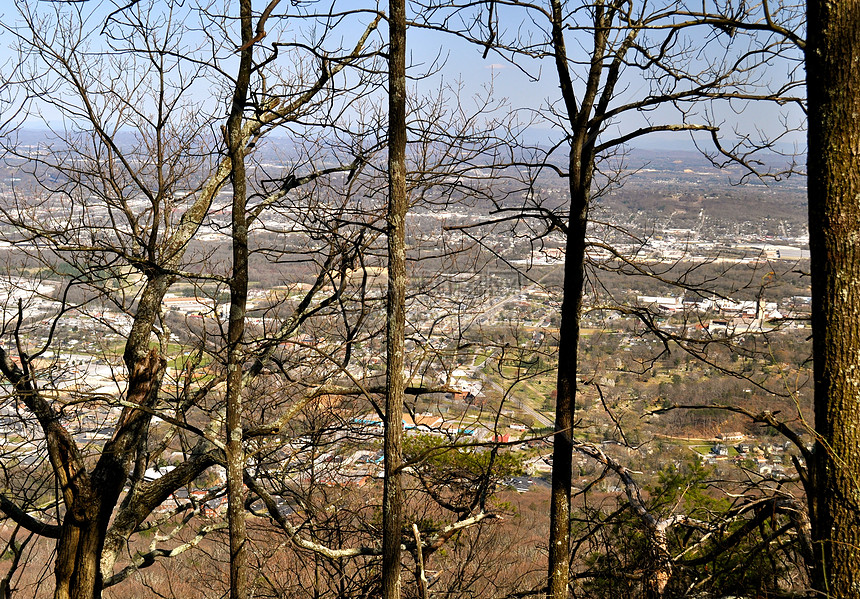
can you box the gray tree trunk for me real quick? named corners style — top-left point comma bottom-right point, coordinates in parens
top-left (383, 1), bottom-right (407, 597)
top-left (225, 1), bottom-right (254, 598)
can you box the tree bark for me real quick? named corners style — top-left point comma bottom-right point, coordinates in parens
top-left (547, 144), bottom-right (589, 599)
top-left (383, 1), bottom-right (407, 597)
top-left (225, 1), bottom-right (254, 598)
top-left (47, 313), bottom-right (166, 599)
top-left (54, 504), bottom-right (104, 599)
top-left (807, 0), bottom-right (860, 595)
top-left (0, 7), bottom-right (381, 597)
top-left (546, 1), bottom-right (603, 596)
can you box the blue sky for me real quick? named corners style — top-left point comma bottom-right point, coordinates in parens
top-left (0, 0), bottom-right (806, 155)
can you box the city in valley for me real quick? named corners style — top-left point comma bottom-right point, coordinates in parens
top-left (0, 143), bottom-right (811, 595)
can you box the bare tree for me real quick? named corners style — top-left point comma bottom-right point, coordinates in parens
top-left (0, 2), bottom-right (524, 596)
top-left (224, 1), bottom-right (256, 597)
top-left (411, 1), bottom-right (805, 596)
top-left (0, 2), bottom-right (382, 597)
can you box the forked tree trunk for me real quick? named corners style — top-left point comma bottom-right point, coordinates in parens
top-left (50, 346), bottom-right (164, 599)
top-left (544, 0), bottom-right (609, 593)
top-left (54, 501), bottom-right (104, 599)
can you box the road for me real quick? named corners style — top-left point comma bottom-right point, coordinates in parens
top-left (460, 280), bottom-right (559, 429)
top-left (476, 371), bottom-right (555, 428)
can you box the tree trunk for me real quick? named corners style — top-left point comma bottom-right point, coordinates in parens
top-left (54, 497), bottom-right (104, 599)
top-left (382, 0), bottom-right (407, 597)
top-left (807, 0), bottom-right (860, 594)
top-left (48, 315), bottom-right (166, 599)
top-left (225, 2), bottom-right (254, 599)
top-left (547, 141), bottom-right (590, 599)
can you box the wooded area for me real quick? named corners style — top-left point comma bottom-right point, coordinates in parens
top-left (0, 0), bottom-right (852, 598)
